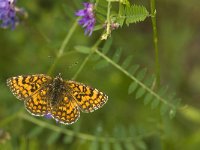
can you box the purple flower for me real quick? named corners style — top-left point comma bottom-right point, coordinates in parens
top-left (44, 113), bottom-right (59, 124)
top-left (76, 2), bottom-right (96, 36)
top-left (44, 113), bottom-right (53, 119)
top-left (0, 0), bottom-right (25, 29)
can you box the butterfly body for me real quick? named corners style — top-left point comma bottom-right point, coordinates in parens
top-left (48, 74), bottom-right (66, 107)
top-left (7, 74), bottom-right (108, 125)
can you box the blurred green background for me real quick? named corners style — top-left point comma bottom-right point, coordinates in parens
top-left (1, 0), bottom-right (200, 149)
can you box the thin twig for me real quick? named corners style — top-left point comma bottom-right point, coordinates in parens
top-left (94, 49), bottom-right (175, 109)
top-left (48, 19), bottom-right (78, 75)
top-left (72, 38), bottom-right (102, 80)
top-left (150, 0), bottom-right (160, 87)
top-left (19, 113), bottom-right (152, 143)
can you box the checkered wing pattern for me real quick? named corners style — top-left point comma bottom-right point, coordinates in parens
top-left (7, 74), bottom-right (52, 100)
top-left (24, 87), bottom-right (51, 116)
top-left (51, 93), bottom-right (80, 125)
top-left (7, 74), bottom-right (108, 125)
top-left (66, 81), bottom-right (108, 113)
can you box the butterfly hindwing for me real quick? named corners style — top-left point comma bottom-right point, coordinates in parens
top-left (51, 93), bottom-right (80, 125)
top-left (24, 86), bottom-right (51, 116)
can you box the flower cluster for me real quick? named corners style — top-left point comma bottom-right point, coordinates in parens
top-left (76, 2), bottom-right (96, 36)
top-left (0, 0), bottom-right (18, 29)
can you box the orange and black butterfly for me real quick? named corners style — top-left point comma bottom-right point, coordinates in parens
top-left (7, 74), bottom-right (108, 125)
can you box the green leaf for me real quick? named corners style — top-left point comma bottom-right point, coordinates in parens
top-left (102, 38), bottom-right (112, 54)
top-left (167, 92), bottom-right (176, 101)
top-left (96, 14), bottom-right (106, 23)
top-left (128, 65), bottom-right (139, 75)
top-left (151, 98), bottom-right (160, 109)
top-left (160, 103), bottom-right (169, 116)
top-left (96, 0), bottom-right (107, 22)
top-left (136, 68), bottom-right (147, 81)
top-left (95, 0), bottom-right (108, 16)
top-left (96, 7), bottom-right (107, 17)
top-left (128, 82), bottom-right (138, 94)
top-left (122, 55), bottom-right (133, 69)
top-left (144, 74), bottom-right (156, 87)
top-left (143, 93), bottom-right (153, 105)
top-left (136, 87), bottom-right (146, 99)
top-left (95, 59), bottom-right (109, 69)
top-left (96, 0), bottom-right (108, 10)
top-left (120, 0), bottom-right (130, 5)
top-left (157, 86), bottom-right (168, 97)
top-left (94, 24), bottom-right (104, 31)
top-left (117, 4), bottom-right (149, 26)
top-left (118, 4), bottom-right (125, 26)
top-left (112, 48), bottom-right (122, 63)
top-left (75, 46), bottom-right (91, 54)
top-left (91, 54), bottom-right (101, 61)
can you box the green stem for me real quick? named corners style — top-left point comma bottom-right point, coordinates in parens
top-left (48, 19), bottom-right (78, 75)
top-left (106, 1), bottom-right (111, 35)
top-left (95, 49), bottom-right (174, 109)
top-left (150, 0), bottom-right (160, 87)
top-left (72, 38), bottom-right (102, 80)
top-left (19, 113), bottom-right (154, 143)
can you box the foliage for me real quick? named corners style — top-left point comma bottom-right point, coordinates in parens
top-left (0, 0), bottom-right (200, 150)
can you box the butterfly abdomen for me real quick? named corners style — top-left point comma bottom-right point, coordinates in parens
top-left (50, 75), bottom-right (66, 107)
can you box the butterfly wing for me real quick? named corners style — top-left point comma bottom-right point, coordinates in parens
top-left (7, 74), bottom-right (52, 100)
top-left (24, 86), bottom-right (51, 116)
top-left (51, 93), bottom-right (80, 125)
top-left (66, 81), bottom-right (108, 113)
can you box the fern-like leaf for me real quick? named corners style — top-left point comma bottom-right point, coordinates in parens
top-left (128, 81), bottom-right (138, 94)
top-left (75, 45), bottom-right (91, 54)
top-left (112, 48), bottom-right (122, 63)
top-left (143, 93), bottom-right (153, 105)
top-left (94, 49), bottom-right (181, 118)
top-left (128, 64), bottom-right (140, 74)
top-left (96, 0), bottom-right (107, 23)
top-left (117, 4), bottom-right (149, 26)
top-left (151, 98), bottom-right (160, 109)
top-left (102, 38), bottom-right (113, 54)
top-left (95, 59), bottom-right (109, 69)
top-left (136, 87), bottom-right (146, 99)
top-left (122, 55), bottom-right (133, 69)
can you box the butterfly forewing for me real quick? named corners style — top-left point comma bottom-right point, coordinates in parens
top-left (66, 81), bottom-right (108, 113)
top-left (7, 74), bottom-right (52, 100)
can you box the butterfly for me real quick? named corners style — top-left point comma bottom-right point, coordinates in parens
top-left (7, 73), bottom-right (108, 125)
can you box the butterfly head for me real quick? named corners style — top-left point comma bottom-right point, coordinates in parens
top-left (53, 73), bottom-right (64, 87)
